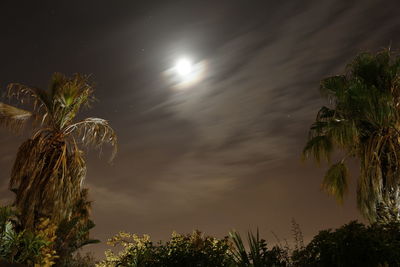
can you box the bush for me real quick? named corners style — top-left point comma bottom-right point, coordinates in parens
top-left (98, 229), bottom-right (291, 267)
top-left (98, 221), bottom-right (400, 267)
top-left (0, 206), bottom-right (57, 266)
top-left (292, 221), bottom-right (400, 267)
top-left (97, 230), bottom-right (233, 267)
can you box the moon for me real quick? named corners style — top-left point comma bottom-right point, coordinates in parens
top-left (164, 56), bottom-right (207, 89)
top-left (175, 58), bottom-right (193, 76)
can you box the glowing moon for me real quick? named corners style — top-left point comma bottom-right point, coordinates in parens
top-left (175, 58), bottom-right (193, 76)
top-left (164, 56), bottom-right (207, 89)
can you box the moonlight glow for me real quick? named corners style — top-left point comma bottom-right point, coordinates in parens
top-left (166, 56), bottom-right (207, 89)
top-left (175, 58), bottom-right (193, 76)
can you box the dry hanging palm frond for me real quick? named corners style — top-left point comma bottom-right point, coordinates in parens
top-left (7, 83), bottom-right (50, 117)
top-left (64, 118), bottom-right (118, 161)
top-left (0, 102), bottom-right (31, 132)
top-left (10, 132), bottom-right (86, 229)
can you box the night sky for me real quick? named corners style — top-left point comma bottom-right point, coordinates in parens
top-left (1, 0), bottom-right (400, 258)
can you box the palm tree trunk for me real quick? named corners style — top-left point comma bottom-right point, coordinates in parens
top-left (376, 186), bottom-right (400, 223)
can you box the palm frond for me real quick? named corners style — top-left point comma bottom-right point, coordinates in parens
top-left (9, 133), bottom-right (86, 229)
top-left (319, 75), bottom-right (347, 102)
top-left (316, 106), bottom-right (336, 121)
top-left (302, 135), bottom-right (333, 163)
top-left (327, 119), bottom-right (359, 148)
top-left (357, 153), bottom-right (386, 223)
top-left (350, 50), bottom-right (393, 90)
top-left (50, 72), bottom-right (68, 98)
top-left (7, 83), bottom-right (50, 116)
top-left (50, 73), bottom-right (94, 128)
top-left (64, 117), bottom-right (117, 161)
top-left (322, 161), bottom-right (349, 204)
top-left (0, 102), bottom-right (31, 132)
top-left (229, 231), bottom-right (250, 266)
top-left (247, 229), bottom-right (265, 266)
top-left (229, 229), bottom-right (270, 266)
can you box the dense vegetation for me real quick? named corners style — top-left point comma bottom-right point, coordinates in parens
top-left (97, 222), bottom-right (400, 267)
top-left (2, 212), bottom-right (400, 266)
top-left (97, 231), bottom-right (232, 267)
top-left (1, 49), bottom-right (400, 266)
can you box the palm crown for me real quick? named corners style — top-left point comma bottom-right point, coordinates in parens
top-left (303, 49), bottom-right (400, 223)
top-left (0, 73), bottom-right (117, 228)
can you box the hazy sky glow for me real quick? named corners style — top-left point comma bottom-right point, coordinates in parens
top-left (0, 0), bottom-right (400, 258)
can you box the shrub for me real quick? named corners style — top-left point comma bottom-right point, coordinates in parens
top-left (292, 221), bottom-right (400, 267)
top-left (97, 230), bottom-right (233, 267)
top-left (0, 206), bottom-right (57, 266)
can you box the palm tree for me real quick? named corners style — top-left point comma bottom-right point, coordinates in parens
top-left (0, 73), bottom-right (117, 229)
top-left (303, 49), bottom-right (400, 223)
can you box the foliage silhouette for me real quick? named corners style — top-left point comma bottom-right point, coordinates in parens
top-left (229, 229), bottom-right (289, 267)
top-left (303, 49), bottom-right (400, 222)
top-left (292, 221), bottom-right (400, 267)
top-left (98, 230), bottom-right (291, 267)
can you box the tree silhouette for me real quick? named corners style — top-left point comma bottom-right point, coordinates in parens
top-left (303, 49), bottom-right (400, 223)
top-left (0, 73), bottom-right (117, 229)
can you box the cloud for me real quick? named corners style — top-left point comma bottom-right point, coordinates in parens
top-left (161, 0), bottom-right (400, 172)
top-left (79, 1), bottom-right (400, 227)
